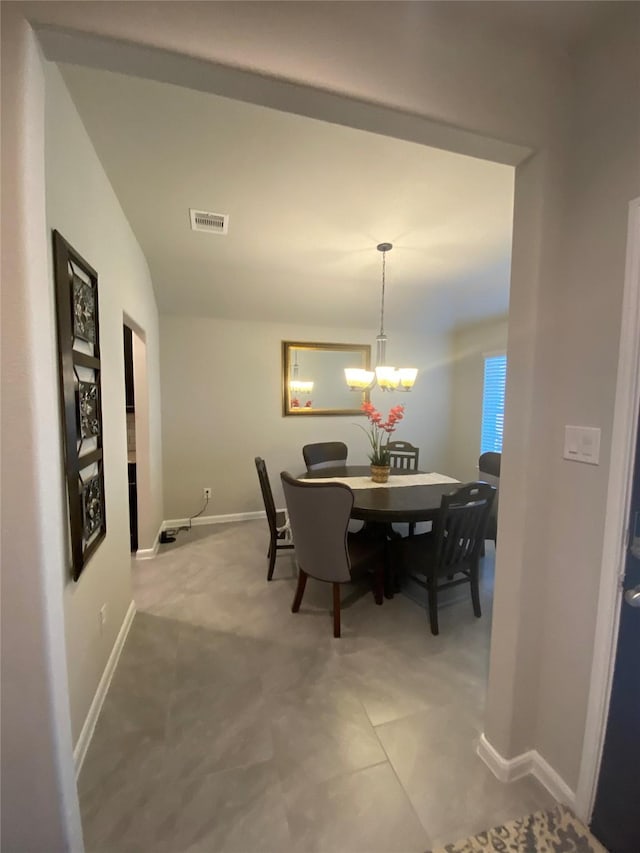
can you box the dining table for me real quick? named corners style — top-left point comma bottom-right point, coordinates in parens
top-left (299, 465), bottom-right (461, 597)
top-left (300, 465), bottom-right (460, 525)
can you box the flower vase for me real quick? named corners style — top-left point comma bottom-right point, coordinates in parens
top-left (370, 464), bottom-right (391, 484)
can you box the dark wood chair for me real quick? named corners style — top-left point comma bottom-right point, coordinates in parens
top-left (281, 471), bottom-right (385, 637)
top-left (387, 441), bottom-right (420, 471)
top-left (479, 451), bottom-right (501, 547)
top-left (302, 441), bottom-right (348, 472)
top-left (388, 441), bottom-right (420, 535)
top-left (395, 481), bottom-right (495, 635)
top-left (255, 457), bottom-right (294, 580)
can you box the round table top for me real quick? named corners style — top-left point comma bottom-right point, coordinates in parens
top-left (301, 465), bottom-right (458, 523)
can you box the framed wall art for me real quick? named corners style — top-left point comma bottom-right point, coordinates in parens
top-left (52, 231), bottom-right (106, 581)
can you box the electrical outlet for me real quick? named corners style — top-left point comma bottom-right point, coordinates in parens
top-left (203, 487), bottom-right (212, 500)
top-left (99, 604), bottom-right (108, 632)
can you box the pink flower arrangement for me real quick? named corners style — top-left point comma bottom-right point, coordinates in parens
top-left (358, 402), bottom-right (405, 466)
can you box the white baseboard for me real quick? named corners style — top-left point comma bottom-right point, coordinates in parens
top-left (477, 733), bottom-right (532, 783)
top-left (163, 510), bottom-right (267, 529)
top-left (135, 524), bottom-right (162, 560)
top-left (478, 733), bottom-right (576, 808)
top-left (73, 600), bottom-right (136, 777)
top-left (532, 750), bottom-right (577, 808)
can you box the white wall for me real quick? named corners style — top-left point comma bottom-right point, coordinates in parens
top-left (531, 10), bottom-right (640, 789)
top-left (160, 316), bottom-right (450, 519)
top-left (448, 316), bottom-right (509, 482)
top-left (1, 13), bottom-right (83, 850)
top-left (486, 6), bottom-right (640, 791)
top-left (44, 63), bottom-right (164, 745)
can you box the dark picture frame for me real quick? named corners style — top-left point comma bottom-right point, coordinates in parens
top-left (52, 231), bottom-right (106, 581)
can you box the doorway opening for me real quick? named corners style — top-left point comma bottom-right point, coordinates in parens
top-left (123, 324), bottom-right (137, 552)
top-left (123, 319), bottom-right (153, 556)
top-left (122, 315), bottom-right (159, 560)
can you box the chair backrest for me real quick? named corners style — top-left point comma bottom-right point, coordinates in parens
top-left (387, 440), bottom-right (419, 470)
top-left (280, 471), bottom-right (353, 583)
top-left (302, 441), bottom-right (348, 471)
top-left (255, 457), bottom-right (278, 537)
top-left (479, 451), bottom-right (501, 478)
top-left (432, 482), bottom-right (495, 575)
top-left (479, 452), bottom-right (501, 522)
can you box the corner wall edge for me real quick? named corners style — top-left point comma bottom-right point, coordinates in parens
top-left (478, 733), bottom-right (576, 808)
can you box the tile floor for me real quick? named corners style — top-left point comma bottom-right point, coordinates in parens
top-left (79, 521), bottom-right (555, 852)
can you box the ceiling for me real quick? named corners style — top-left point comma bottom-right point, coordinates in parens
top-left (59, 63), bottom-right (515, 333)
top-left (433, 0), bottom-right (618, 52)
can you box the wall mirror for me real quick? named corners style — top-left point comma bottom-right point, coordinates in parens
top-left (282, 341), bottom-right (371, 416)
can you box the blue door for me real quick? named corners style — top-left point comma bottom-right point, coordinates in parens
top-left (590, 411), bottom-right (640, 851)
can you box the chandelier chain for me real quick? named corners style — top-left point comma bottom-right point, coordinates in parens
top-left (379, 249), bottom-right (386, 336)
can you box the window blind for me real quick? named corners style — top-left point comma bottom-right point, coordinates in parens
top-left (481, 354), bottom-right (507, 454)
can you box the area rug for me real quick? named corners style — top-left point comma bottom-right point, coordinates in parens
top-left (428, 804), bottom-right (607, 852)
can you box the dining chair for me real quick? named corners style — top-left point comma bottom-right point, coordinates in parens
top-left (478, 451), bottom-right (501, 547)
top-left (255, 457), bottom-right (294, 580)
top-left (280, 471), bottom-right (385, 637)
top-left (302, 441), bottom-right (348, 471)
top-left (387, 440), bottom-right (420, 536)
top-left (394, 481), bottom-right (495, 635)
top-left (387, 440), bottom-right (420, 471)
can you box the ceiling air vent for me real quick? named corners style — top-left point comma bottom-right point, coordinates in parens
top-left (189, 209), bottom-right (229, 235)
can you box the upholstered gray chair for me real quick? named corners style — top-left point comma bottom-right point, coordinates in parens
top-left (478, 451), bottom-right (501, 546)
top-left (280, 471), bottom-right (385, 637)
top-left (255, 457), bottom-right (294, 580)
top-left (395, 482), bottom-right (495, 635)
top-left (387, 441), bottom-right (420, 471)
top-left (302, 441), bottom-right (348, 472)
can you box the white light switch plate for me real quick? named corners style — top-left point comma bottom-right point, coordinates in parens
top-left (563, 425), bottom-right (601, 465)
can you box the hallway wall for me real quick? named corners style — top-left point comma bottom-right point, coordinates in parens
top-left (531, 8), bottom-right (640, 788)
top-left (44, 63), bottom-right (164, 746)
top-left (1, 15), bottom-right (83, 851)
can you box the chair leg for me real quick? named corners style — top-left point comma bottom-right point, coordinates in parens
top-left (470, 563), bottom-right (482, 619)
top-left (333, 583), bottom-right (341, 638)
top-left (372, 563), bottom-right (384, 606)
top-left (291, 569), bottom-right (307, 612)
top-left (267, 535), bottom-right (277, 581)
top-left (381, 531), bottom-right (398, 599)
top-left (427, 572), bottom-right (439, 636)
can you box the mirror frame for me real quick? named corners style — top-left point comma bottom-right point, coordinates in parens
top-left (282, 340), bottom-right (371, 417)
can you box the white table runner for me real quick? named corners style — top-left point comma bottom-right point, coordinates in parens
top-left (303, 472), bottom-right (460, 490)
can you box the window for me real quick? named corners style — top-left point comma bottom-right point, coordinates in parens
top-left (481, 354), bottom-right (507, 453)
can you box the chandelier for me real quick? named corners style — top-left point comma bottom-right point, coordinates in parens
top-left (289, 349), bottom-right (313, 395)
top-left (345, 243), bottom-right (418, 392)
